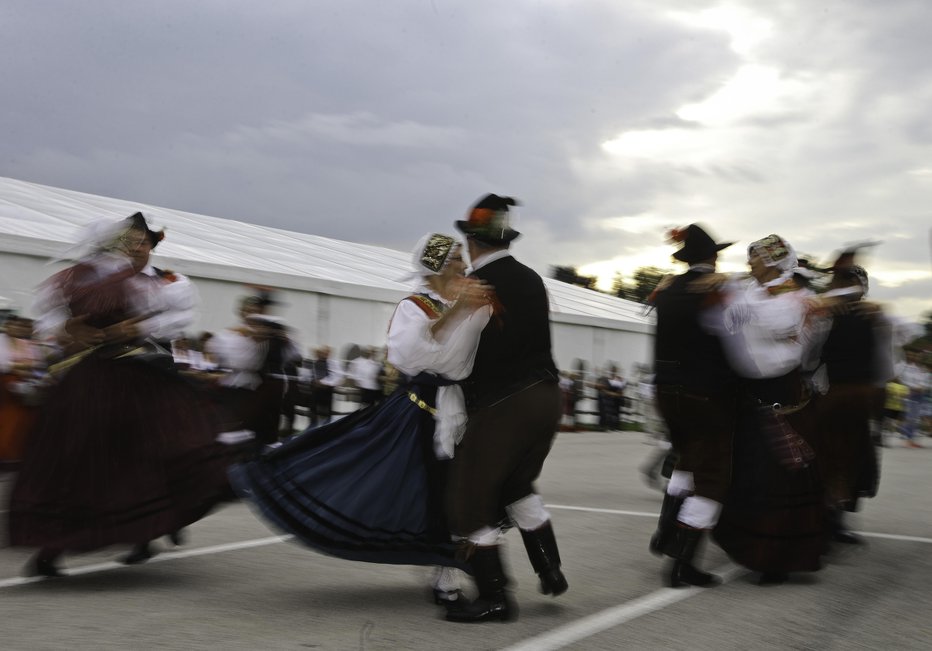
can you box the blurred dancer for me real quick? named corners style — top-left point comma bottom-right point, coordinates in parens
top-left (712, 234), bottom-right (828, 584)
top-left (230, 233), bottom-right (491, 606)
top-left (813, 257), bottom-right (887, 543)
top-left (209, 292), bottom-right (300, 455)
top-left (648, 224), bottom-right (737, 587)
top-left (8, 213), bottom-right (230, 576)
top-left (445, 194), bottom-right (567, 623)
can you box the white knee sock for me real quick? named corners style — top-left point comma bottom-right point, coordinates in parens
top-left (667, 470), bottom-right (695, 497)
top-left (432, 566), bottom-right (461, 595)
top-left (468, 526), bottom-right (503, 546)
top-left (678, 495), bottom-right (722, 529)
top-left (505, 493), bottom-right (551, 530)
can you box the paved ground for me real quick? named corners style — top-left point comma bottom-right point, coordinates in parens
top-left (1, 431), bottom-right (929, 650)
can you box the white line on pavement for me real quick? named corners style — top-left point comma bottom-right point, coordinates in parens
top-left (858, 531), bottom-right (932, 544)
top-left (1, 506), bottom-right (928, 593)
top-left (0, 535), bottom-right (292, 590)
top-left (547, 505), bottom-right (932, 544)
top-left (548, 504), bottom-right (656, 518)
top-left (501, 563), bottom-right (747, 651)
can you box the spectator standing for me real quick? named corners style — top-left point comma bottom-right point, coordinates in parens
top-left (595, 364), bottom-right (624, 431)
top-left (346, 346), bottom-right (383, 409)
top-left (899, 348), bottom-right (930, 448)
top-left (0, 316), bottom-right (46, 468)
top-left (308, 345), bottom-right (342, 426)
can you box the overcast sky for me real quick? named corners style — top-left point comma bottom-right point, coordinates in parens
top-left (1, 0), bottom-right (930, 322)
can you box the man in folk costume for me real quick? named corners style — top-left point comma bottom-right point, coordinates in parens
top-left (648, 224), bottom-right (737, 587)
top-left (812, 249), bottom-right (889, 543)
top-left (445, 194), bottom-right (567, 623)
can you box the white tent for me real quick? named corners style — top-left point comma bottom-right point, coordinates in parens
top-left (0, 176), bottom-right (654, 373)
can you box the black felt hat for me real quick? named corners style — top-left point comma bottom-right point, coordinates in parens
top-left (670, 224), bottom-right (732, 263)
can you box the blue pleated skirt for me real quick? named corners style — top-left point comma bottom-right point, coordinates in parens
top-left (228, 386), bottom-right (468, 571)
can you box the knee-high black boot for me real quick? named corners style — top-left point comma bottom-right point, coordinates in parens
top-left (649, 493), bottom-right (685, 556)
top-left (668, 527), bottom-right (720, 588)
top-left (446, 546), bottom-right (516, 623)
top-left (520, 521), bottom-right (568, 596)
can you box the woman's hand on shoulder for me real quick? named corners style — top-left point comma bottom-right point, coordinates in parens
top-left (453, 277), bottom-right (494, 311)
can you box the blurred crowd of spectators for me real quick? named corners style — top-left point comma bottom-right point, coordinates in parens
top-left (1, 311), bottom-right (930, 470)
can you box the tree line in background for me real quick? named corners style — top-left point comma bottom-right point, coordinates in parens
top-left (549, 265), bottom-right (668, 305)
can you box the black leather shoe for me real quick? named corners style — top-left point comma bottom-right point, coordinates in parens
top-left (538, 567), bottom-right (568, 596)
top-left (121, 543), bottom-right (154, 565)
top-left (31, 556), bottom-right (63, 578)
top-left (669, 561), bottom-right (721, 588)
top-left (832, 530), bottom-right (865, 545)
top-left (649, 531), bottom-right (666, 556)
top-left (445, 595), bottom-right (517, 623)
top-left (757, 571), bottom-right (789, 586)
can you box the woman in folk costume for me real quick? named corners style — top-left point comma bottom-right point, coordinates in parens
top-left (229, 233), bottom-right (492, 606)
top-left (0, 316), bottom-right (46, 468)
top-left (8, 213), bottom-right (231, 577)
top-left (711, 234), bottom-right (829, 584)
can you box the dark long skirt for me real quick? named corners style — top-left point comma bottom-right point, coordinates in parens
top-left (813, 383), bottom-right (879, 510)
top-left (228, 385), bottom-right (467, 571)
top-left (713, 386), bottom-right (829, 574)
top-left (8, 356), bottom-right (231, 551)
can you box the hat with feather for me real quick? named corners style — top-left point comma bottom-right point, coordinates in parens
top-left (455, 194), bottom-right (521, 245)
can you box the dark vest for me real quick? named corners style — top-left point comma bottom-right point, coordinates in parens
top-left (653, 269), bottom-right (735, 393)
top-left (821, 304), bottom-right (876, 385)
top-left (463, 255), bottom-right (558, 406)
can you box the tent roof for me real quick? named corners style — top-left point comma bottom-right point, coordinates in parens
top-left (0, 176), bottom-right (653, 331)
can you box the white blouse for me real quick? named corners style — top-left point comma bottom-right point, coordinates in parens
top-left (719, 275), bottom-right (812, 380)
top-left (207, 329), bottom-right (267, 390)
top-left (386, 287), bottom-right (491, 459)
top-left (33, 253), bottom-right (196, 345)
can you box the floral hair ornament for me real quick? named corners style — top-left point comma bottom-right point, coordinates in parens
top-left (455, 194), bottom-right (521, 244)
top-left (666, 227), bottom-right (688, 243)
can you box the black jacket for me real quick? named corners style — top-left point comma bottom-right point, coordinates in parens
top-left (463, 255), bottom-right (558, 407)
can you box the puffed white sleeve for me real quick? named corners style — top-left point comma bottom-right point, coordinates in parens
top-left (720, 284), bottom-right (806, 379)
top-left (32, 278), bottom-right (70, 344)
top-left (386, 299), bottom-right (490, 379)
top-left (137, 273), bottom-right (198, 341)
